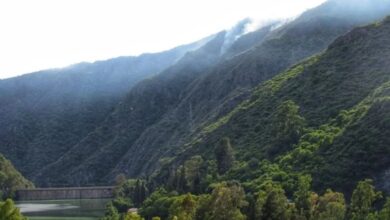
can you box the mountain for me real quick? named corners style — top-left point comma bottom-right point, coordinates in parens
top-left (104, 15), bottom-right (390, 220)
top-left (163, 15), bottom-right (390, 194)
top-left (1, 0), bottom-right (390, 192)
top-left (34, 26), bottom-right (256, 186)
top-left (0, 37), bottom-right (210, 182)
top-left (26, 0), bottom-right (390, 187)
top-left (109, 0), bottom-right (390, 181)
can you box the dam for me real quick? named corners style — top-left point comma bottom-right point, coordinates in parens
top-left (16, 186), bottom-right (115, 201)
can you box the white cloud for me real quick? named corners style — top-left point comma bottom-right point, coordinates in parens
top-left (0, 0), bottom-right (325, 79)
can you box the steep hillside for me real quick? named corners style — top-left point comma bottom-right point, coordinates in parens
top-left (167, 16), bottom-right (390, 195)
top-left (109, 0), bottom-right (390, 180)
top-left (29, 0), bottom-right (390, 186)
top-left (34, 31), bottom-right (233, 186)
top-left (0, 153), bottom-right (33, 198)
top-left (0, 38), bottom-right (208, 181)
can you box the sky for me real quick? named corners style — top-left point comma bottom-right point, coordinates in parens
top-left (0, 0), bottom-right (326, 79)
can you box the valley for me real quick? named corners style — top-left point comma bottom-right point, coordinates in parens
top-left (0, 0), bottom-right (390, 219)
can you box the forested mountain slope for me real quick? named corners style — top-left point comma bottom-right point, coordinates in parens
top-left (0, 37), bottom-right (209, 181)
top-left (35, 28), bottom-right (254, 186)
top-left (166, 16), bottom-right (390, 195)
top-left (1, 0), bottom-right (390, 190)
top-left (109, 0), bottom-right (390, 180)
top-left (29, 0), bottom-right (390, 186)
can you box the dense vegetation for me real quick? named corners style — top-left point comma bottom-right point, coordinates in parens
top-left (102, 177), bottom-right (390, 220)
top-left (0, 199), bottom-right (26, 220)
top-left (0, 154), bottom-right (33, 199)
top-left (0, 154), bottom-right (31, 219)
top-left (98, 15), bottom-right (390, 220)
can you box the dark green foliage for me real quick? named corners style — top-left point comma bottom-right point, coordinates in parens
top-left (139, 188), bottom-right (175, 220)
top-left (0, 199), bottom-right (26, 220)
top-left (114, 179), bottom-right (149, 208)
top-left (101, 202), bottom-right (120, 220)
top-left (256, 181), bottom-right (292, 220)
top-left (0, 154), bottom-right (33, 199)
top-left (270, 100), bottom-right (306, 156)
top-left (112, 197), bottom-right (133, 213)
top-left (214, 138), bottom-right (235, 175)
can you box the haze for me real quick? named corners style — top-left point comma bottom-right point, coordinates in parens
top-left (0, 0), bottom-right (325, 79)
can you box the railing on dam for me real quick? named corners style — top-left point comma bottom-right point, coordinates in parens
top-left (16, 186), bottom-right (115, 201)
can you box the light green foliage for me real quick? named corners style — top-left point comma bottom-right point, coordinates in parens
top-left (169, 193), bottom-right (197, 220)
top-left (202, 56), bottom-right (319, 135)
top-left (151, 217), bottom-right (161, 220)
top-left (294, 175), bottom-right (314, 220)
top-left (0, 154), bottom-right (34, 199)
top-left (123, 212), bottom-right (142, 220)
top-left (194, 194), bottom-right (211, 220)
top-left (206, 182), bottom-right (247, 220)
top-left (379, 198), bottom-right (390, 220)
top-left (314, 189), bottom-right (346, 220)
top-left (0, 199), bottom-right (26, 220)
top-left (350, 179), bottom-right (382, 220)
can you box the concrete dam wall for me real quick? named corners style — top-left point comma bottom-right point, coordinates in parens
top-left (16, 186), bottom-right (115, 200)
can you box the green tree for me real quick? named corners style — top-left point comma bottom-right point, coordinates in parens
top-left (169, 193), bottom-right (197, 220)
top-left (194, 194), bottom-right (211, 220)
top-left (112, 197), bottom-right (133, 213)
top-left (184, 156), bottom-right (205, 193)
top-left (139, 188), bottom-right (175, 220)
top-left (378, 198), bottom-right (390, 220)
top-left (206, 182), bottom-right (247, 220)
top-left (214, 138), bottom-right (235, 175)
top-left (256, 181), bottom-right (292, 220)
top-left (101, 202), bottom-right (120, 220)
top-left (123, 212), bottom-right (142, 220)
top-left (175, 166), bottom-right (188, 193)
top-left (114, 179), bottom-right (148, 208)
top-left (270, 100), bottom-right (306, 155)
top-left (349, 179), bottom-right (382, 220)
top-left (314, 189), bottom-right (346, 220)
top-left (0, 154), bottom-right (34, 199)
top-left (294, 175), bottom-right (314, 220)
top-left (0, 199), bottom-right (26, 220)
